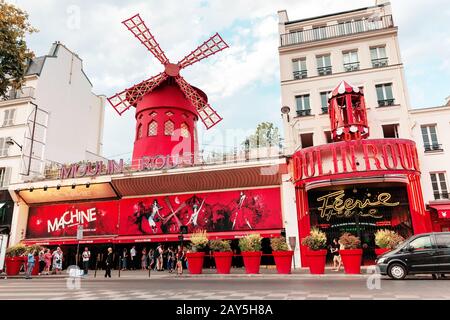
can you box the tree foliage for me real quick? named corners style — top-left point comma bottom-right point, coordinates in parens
top-left (242, 122), bottom-right (281, 150)
top-left (0, 0), bottom-right (37, 99)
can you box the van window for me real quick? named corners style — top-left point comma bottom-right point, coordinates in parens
top-left (409, 236), bottom-right (433, 250)
top-left (436, 234), bottom-right (450, 249)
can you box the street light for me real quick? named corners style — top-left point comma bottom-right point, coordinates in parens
top-left (5, 137), bottom-right (23, 151)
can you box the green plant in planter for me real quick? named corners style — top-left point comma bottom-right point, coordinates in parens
top-left (270, 237), bottom-right (290, 251)
top-left (209, 240), bottom-right (232, 252)
top-left (339, 232), bottom-right (361, 249)
top-left (238, 234), bottom-right (262, 252)
top-left (25, 244), bottom-right (42, 255)
top-left (189, 230), bottom-right (209, 252)
top-left (6, 243), bottom-right (27, 257)
top-left (301, 228), bottom-right (327, 250)
top-left (375, 229), bottom-right (404, 249)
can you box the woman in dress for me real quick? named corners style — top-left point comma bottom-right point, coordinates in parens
top-left (52, 247), bottom-right (63, 274)
top-left (141, 248), bottom-right (147, 270)
top-left (44, 249), bottom-right (52, 275)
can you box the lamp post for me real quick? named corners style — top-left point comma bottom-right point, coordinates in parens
top-left (5, 137), bottom-right (23, 151)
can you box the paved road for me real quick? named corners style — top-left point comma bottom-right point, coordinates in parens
top-left (1, 273), bottom-right (449, 300)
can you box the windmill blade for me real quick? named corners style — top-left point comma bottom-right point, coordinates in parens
top-left (174, 76), bottom-right (222, 129)
top-left (177, 33), bottom-right (228, 69)
top-left (122, 13), bottom-right (169, 65)
top-left (108, 72), bottom-right (168, 115)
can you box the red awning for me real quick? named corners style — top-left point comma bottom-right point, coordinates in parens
top-left (22, 236), bottom-right (115, 246)
top-left (430, 204), bottom-right (450, 219)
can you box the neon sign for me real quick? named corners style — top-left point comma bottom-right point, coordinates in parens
top-left (316, 190), bottom-right (400, 221)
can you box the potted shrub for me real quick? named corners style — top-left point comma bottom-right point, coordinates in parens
top-left (210, 240), bottom-right (233, 274)
top-left (271, 237), bottom-right (294, 274)
top-left (5, 243), bottom-right (27, 276)
top-left (25, 244), bottom-right (42, 276)
top-left (186, 230), bottom-right (209, 274)
top-left (374, 229), bottom-right (404, 256)
top-left (239, 234), bottom-right (262, 274)
top-left (339, 233), bottom-right (362, 274)
top-left (301, 228), bottom-right (327, 274)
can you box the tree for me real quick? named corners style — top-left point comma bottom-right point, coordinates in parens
top-left (0, 0), bottom-right (37, 99)
top-left (242, 122), bottom-right (281, 150)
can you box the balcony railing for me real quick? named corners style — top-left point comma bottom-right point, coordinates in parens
top-left (434, 192), bottom-right (449, 200)
top-left (372, 57), bottom-right (389, 68)
top-left (296, 109), bottom-right (312, 117)
top-left (3, 87), bottom-right (35, 101)
top-left (317, 66), bottom-right (332, 76)
top-left (280, 15), bottom-right (394, 47)
top-left (377, 99), bottom-right (395, 107)
top-left (293, 70), bottom-right (307, 80)
top-left (344, 62), bottom-right (360, 72)
top-left (425, 144), bottom-right (443, 152)
top-left (321, 106), bottom-right (329, 114)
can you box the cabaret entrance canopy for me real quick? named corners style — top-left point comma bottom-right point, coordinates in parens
top-left (107, 14), bottom-right (229, 162)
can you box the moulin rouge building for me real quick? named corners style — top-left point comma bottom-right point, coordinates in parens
top-left (7, 13), bottom-right (433, 268)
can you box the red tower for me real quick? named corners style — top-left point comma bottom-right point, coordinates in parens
top-left (108, 14), bottom-right (228, 164)
top-left (329, 80), bottom-right (369, 142)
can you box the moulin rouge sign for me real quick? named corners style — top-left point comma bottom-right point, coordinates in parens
top-left (292, 139), bottom-right (420, 182)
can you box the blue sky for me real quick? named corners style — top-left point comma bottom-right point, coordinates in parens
top-left (8, 0), bottom-right (450, 160)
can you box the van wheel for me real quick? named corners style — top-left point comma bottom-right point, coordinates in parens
top-left (388, 263), bottom-right (407, 280)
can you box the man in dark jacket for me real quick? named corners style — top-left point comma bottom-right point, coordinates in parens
top-left (105, 247), bottom-right (113, 278)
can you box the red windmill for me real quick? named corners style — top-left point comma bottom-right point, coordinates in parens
top-left (108, 14), bottom-right (228, 164)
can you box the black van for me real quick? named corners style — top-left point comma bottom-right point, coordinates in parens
top-left (376, 232), bottom-right (450, 280)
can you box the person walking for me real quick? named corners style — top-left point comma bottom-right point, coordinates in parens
top-left (330, 238), bottom-right (342, 271)
top-left (25, 250), bottom-right (36, 279)
top-left (148, 249), bottom-right (155, 270)
top-left (141, 248), bottom-right (148, 270)
top-left (176, 245), bottom-right (184, 276)
top-left (122, 248), bottom-right (128, 271)
top-left (167, 247), bottom-right (174, 273)
top-left (38, 247), bottom-right (46, 276)
top-left (130, 246), bottom-right (137, 270)
top-left (44, 249), bottom-right (52, 275)
top-left (105, 247), bottom-right (113, 278)
top-left (157, 244), bottom-right (164, 271)
top-left (82, 247), bottom-right (91, 275)
top-left (52, 247), bottom-right (63, 274)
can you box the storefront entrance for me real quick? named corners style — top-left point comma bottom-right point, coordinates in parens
top-left (308, 183), bottom-right (414, 265)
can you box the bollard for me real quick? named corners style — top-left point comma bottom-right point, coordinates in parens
top-left (118, 256), bottom-right (121, 278)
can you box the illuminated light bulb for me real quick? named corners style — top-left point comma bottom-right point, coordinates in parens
top-left (336, 128), bottom-right (343, 135)
top-left (350, 125), bottom-right (358, 133)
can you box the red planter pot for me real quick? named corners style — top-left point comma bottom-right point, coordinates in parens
top-left (241, 251), bottom-right (262, 274)
top-left (306, 250), bottom-right (327, 274)
top-left (5, 257), bottom-right (25, 276)
top-left (340, 249), bottom-right (363, 274)
top-left (272, 251), bottom-right (294, 274)
top-left (186, 252), bottom-right (205, 274)
top-left (213, 252), bottom-right (233, 274)
top-left (375, 248), bottom-right (390, 256)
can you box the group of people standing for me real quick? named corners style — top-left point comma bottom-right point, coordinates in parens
top-left (25, 247), bottom-right (64, 279)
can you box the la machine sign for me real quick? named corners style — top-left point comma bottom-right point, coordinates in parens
top-left (47, 207), bottom-right (97, 233)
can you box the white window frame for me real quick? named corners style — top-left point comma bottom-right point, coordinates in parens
top-left (430, 172), bottom-right (448, 199)
top-left (295, 94), bottom-right (310, 111)
top-left (375, 83), bottom-right (394, 103)
top-left (370, 46), bottom-right (387, 60)
top-left (421, 124), bottom-right (440, 150)
top-left (0, 138), bottom-right (11, 157)
top-left (3, 109), bottom-right (16, 127)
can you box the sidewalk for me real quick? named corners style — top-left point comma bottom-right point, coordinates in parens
top-left (1, 266), bottom-right (374, 280)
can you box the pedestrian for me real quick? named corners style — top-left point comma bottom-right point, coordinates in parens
top-left (52, 247), bottom-right (63, 274)
top-left (130, 246), bottom-right (137, 270)
top-left (176, 245), bottom-right (184, 276)
top-left (157, 244), bottom-right (164, 271)
top-left (148, 249), bottom-right (155, 270)
top-left (141, 248), bottom-right (148, 270)
top-left (38, 247), bottom-right (46, 276)
top-left (167, 247), bottom-right (174, 273)
top-left (44, 249), bottom-right (52, 275)
top-left (82, 247), bottom-right (91, 275)
top-left (25, 250), bottom-right (36, 279)
top-left (105, 247), bottom-right (113, 278)
top-left (122, 248), bottom-right (128, 271)
top-left (330, 238), bottom-right (342, 271)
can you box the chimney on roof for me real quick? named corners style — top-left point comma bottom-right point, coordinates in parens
top-left (277, 10), bottom-right (289, 24)
top-left (446, 96), bottom-right (450, 106)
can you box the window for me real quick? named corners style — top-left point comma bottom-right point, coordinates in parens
top-left (292, 58), bottom-right (307, 79)
top-left (324, 131), bottom-right (333, 143)
top-left (316, 55), bottom-right (332, 75)
top-left (320, 91), bottom-right (331, 113)
top-left (312, 26), bottom-right (327, 40)
top-left (295, 95), bottom-right (311, 117)
top-left (370, 46), bottom-right (388, 67)
top-left (382, 124), bottom-right (399, 138)
top-left (0, 138), bottom-right (11, 157)
top-left (409, 236), bottom-right (433, 251)
top-left (136, 124), bottom-right (143, 139)
top-left (164, 120), bottom-right (174, 136)
top-left (0, 167), bottom-right (11, 188)
top-left (343, 50), bottom-right (359, 72)
top-left (3, 109), bottom-right (16, 126)
top-left (180, 123), bottom-right (190, 138)
top-left (430, 172), bottom-right (448, 200)
top-left (300, 133), bottom-right (314, 148)
top-left (421, 125), bottom-right (441, 152)
top-left (376, 83), bottom-right (394, 106)
top-left (436, 234), bottom-right (450, 249)
top-left (148, 121), bottom-right (157, 136)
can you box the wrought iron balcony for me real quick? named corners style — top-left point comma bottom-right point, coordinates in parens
top-left (377, 99), bottom-right (395, 107)
top-left (434, 192), bottom-right (449, 200)
top-left (344, 62), bottom-right (360, 72)
top-left (317, 66), bottom-right (332, 76)
top-left (293, 70), bottom-right (307, 80)
top-left (372, 57), bottom-right (389, 68)
top-left (321, 106), bottom-right (329, 114)
top-left (296, 109), bottom-right (312, 117)
top-left (424, 144), bottom-right (443, 152)
top-left (280, 15), bottom-right (394, 47)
